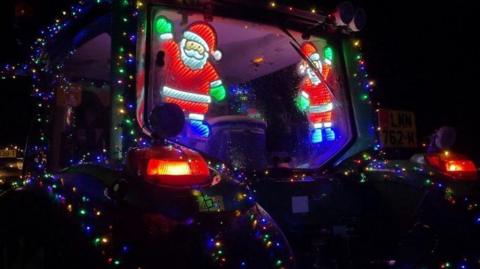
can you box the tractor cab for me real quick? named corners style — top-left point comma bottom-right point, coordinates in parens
top-left (137, 4), bottom-right (370, 173)
top-left (10, 1), bottom-right (480, 269)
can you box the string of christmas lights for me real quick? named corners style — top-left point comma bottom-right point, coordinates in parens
top-left (2, 0), bottom-right (479, 268)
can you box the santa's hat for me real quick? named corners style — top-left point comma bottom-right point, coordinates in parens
top-left (300, 42), bottom-right (320, 61)
top-left (183, 22), bottom-right (222, 61)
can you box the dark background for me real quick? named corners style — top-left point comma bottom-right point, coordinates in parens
top-left (0, 0), bottom-right (478, 160)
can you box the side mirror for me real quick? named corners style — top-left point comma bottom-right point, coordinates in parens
top-left (434, 126), bottom-right (456, 150)
top-left (348, 8), bottom-right (366, 32)
top-left (333, 2), bottom-right (355, 26)
top-left (149, 103), bottom-right (185, 143)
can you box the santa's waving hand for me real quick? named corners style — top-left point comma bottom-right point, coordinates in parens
top-left (154, 16), bottom-right (226, 137)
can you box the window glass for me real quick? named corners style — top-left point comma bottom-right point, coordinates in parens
top-left (141, 8), bottom-right (353, 170)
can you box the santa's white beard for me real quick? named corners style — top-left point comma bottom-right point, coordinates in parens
top-left (180, 39), bottom-right (208, 70)
top-left (307, 68), bottom-right (321, 85)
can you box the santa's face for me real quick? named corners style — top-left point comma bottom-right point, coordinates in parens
top-left (306, 59), bottom-right (322, 85)
top-left (180, 38), bottom-right (208, 70)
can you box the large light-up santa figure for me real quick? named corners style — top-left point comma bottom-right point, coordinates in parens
top-left (296, 42), bottom-right (335, 143)
top-left (155, 16), bottom-right (226, 137)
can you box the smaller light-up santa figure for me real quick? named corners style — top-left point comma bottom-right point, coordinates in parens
top-left (296, 42), bottom-right (335, 143)
top-left (155, 16), bottom-right (226, 137)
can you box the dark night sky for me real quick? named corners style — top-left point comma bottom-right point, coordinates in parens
top-left (0, 0), bottom-right (479, 159)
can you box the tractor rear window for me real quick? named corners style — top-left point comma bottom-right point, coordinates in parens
top-left (138, 7), bottom-right (353, 170)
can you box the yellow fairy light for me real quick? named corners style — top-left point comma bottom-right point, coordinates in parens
top-left (270, 1), bottom-right (276, 8)
top-left (353, 40), bottom-right (360, 47)
top-left (252, 56), bottom-right (264, 64)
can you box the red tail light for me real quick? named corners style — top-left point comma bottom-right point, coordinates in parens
top-left (445, 160), bottom-right (477, 173)
top-left (128, 145), bottom-right (211, 188)
top-left (425, 152), bottom-right (478, 180)
top-left (147, 160), bottom-right (193, 176)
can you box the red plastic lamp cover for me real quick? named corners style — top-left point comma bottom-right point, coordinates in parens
top-left (128, 145), bottom-right (211, 188)
top-left (444, 160), bottom-right (477, 172)
top-left (147, 160), bottom-right (192, 176)
top-left (426, 152), bottom-right (477, 180)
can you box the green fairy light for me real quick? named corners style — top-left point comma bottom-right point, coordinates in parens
top-left (263, 234), bottom-right (270, 242)
top-left (360, 172), bottom-right (367, 183)
top-left (79, 209), bottom-right (87, 215)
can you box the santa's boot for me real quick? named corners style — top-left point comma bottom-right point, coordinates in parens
top-left (189, 120), bottom-right (210, 138)
top-left (311, 128), bottom-right (323, 143)
top-left (324, 127), bottom-right (336, 141)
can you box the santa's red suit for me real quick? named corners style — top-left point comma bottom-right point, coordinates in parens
top-left (159, 23), bottom-right (222, 120)
top-left (299, 42), bottom-right (333, 129)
